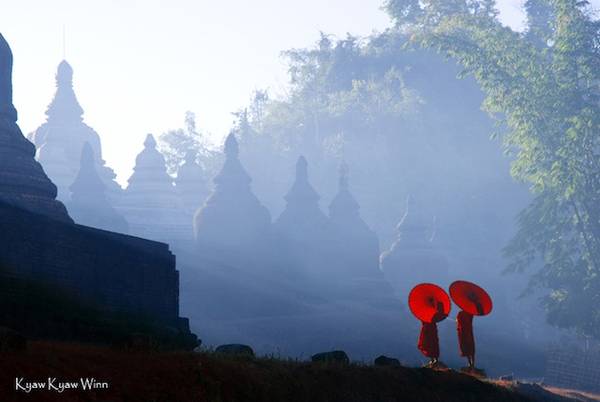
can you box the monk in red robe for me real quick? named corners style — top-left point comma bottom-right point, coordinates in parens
top-left (418, 321), bottom-right (440, 366)
top-left (456, 310), bottom-right (475, 368)
top-left (418, 301), bottom-right (446, 367)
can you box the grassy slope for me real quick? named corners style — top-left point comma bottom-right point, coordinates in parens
top-left (0, 341), bottom-right (538, 402)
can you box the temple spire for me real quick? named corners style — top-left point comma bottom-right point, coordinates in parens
top-left (327, 163), bottom-right (382, 283)
top-left (126, 134), bottom-right (176, 192)
top-left (329, 162), bottom-right (361, 224)
top-left (71, 143), bottom-right (101, 190)
top-left (0, 33), bottom-right (17, 121)
top-left (282, 156), bottom-right (321, 206)
top-left (224, 132), bottom-right (239, 158)
top-left (213, 132), bottom-right (251, 188)
top-left (274, 156), bottom-right (329, 278)
top-left (380, 195), bottom-right (448, 298)
top-left (68, 143), bottom-right (128, 234)
top-left (30, 59), bottom-right (122, 203)
top-left (118, 134), bottom-right (188, 244)
top-left (0, 33), bottom-right (71, 222)
top-left (46, 59), bottom-right (84, 122)
top-left (194, 132), bottom-right (272, 270)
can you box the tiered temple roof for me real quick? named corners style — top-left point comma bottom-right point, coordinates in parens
top-left (30, 60), bottom-right (122, 202)
top-left (0, 33), bottom-right (71, 222)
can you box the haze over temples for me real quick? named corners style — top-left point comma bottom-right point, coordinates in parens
top-left (0, 0), bottom-right (569, 184)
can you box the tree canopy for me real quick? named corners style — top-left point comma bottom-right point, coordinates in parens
top-left (388, 0), bottom-right (600, 338)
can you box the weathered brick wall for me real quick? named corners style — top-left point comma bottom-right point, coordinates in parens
top-left (0, 201), bottom-right (185, 329)
top-left (545, 344), bottom-right (600, 392)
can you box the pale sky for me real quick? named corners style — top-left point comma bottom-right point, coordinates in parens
top-left (0, 0), bottom-right (591, 185)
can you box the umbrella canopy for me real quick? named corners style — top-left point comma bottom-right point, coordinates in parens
top-left (408, 283), bottom-right (451, 323)
top-left (449, 280), bottom-right (493, 316)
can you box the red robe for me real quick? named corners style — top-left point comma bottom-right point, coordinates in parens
top-left (418, 321), bottom-right (439, 358)
top-left (456, 311), bottom-right (475, 357)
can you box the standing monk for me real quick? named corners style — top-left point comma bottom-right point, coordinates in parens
top-left (456, 310), bottom-right (475, 368)
top-left (449, 281), bottom-right (492, 372)
top-left (417, 301), bottom-right (447, 367)
top-left (409, 284), bottom-right (451, 369)
top-left (418, 319), bottom-right (440, 366)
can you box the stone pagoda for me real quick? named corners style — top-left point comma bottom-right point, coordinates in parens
top-left (118, 134), bottom-right (189, 245)
top-left (328, 164), bottom-right (396, 304)
top-left (29, 60), bottom-right (121, 202)
top-left (274, 156), bottom-right (332, 281)
top-left (194, 133), bottom-right (272, 270)
top-left (175, 150), bottom-right (209, 216)
top-left (0, 33), bottom-right (71, 223)
top-left (67, 143), bottom-right (129, 234)
top-left (380, 196), bottom-right (449, 300)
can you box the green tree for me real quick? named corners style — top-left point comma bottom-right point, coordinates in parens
top-left (525, 0), bottom-right (556, 47)
top-left (159, 111), bottom-right (217, 176)
top-left (405, 0), bottom-right (600, 337)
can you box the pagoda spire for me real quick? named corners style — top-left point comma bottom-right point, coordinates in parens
top-left (328, 162), bottom-right (361, 225)
top-left (274, 156), bottom-right (330, 279)
top-left (0, 33), bottom-right (71, 222)
top-left (276, 156), bottom-right (327, 228)
top-left (0, 34), bottom-right (16, 121)
top-left (126, 134), bottom-right (174, 191)
top-left (118, 134), bottom-right (188, 244)
top-left (212, 133), bottom-right (251, 189)
top-left (380, 195), bottom-right (448, 297)
top-left (71, 143), bottom-right (103, 194)
top-left (327, 163), bottom-right (382, 282)
top-left (194, 132), bottom-right (272, 269)
top-left (45, 60), bottom-right (84, 122)
top-left (30, 59), bottom-right (122, 203)
top-left (68, 143), bottom-right (128, 233)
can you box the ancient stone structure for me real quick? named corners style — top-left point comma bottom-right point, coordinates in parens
top-left (0, 33), bottom-right (71, 223)
top-left (274, 156), bottom-right (332, 280)
top-left (0, 33), bottom-right (189, 333)
top-left (119, 134), bottom-right (190, 245)
top-left (328, 164), bottom-right (396, 303)
top-left (67, 143), bottom-right (129, 234)
top-left (380, 196), bottom-right (449, 300)
top-left (194, 133), bottom-right (272, 270)
top-left (176, 150), bottom-right (209, 216)
top-left (29, 60), bottom-right (121, 202)
top-left (0, 201), bottom-right (185, 328)
top-left (328, 163), bottom-right (380, 277)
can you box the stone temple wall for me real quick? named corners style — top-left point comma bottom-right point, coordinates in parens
top-left (0, 201), bottom-right (187, 331)
top-left (544, 343), bottom-right (600, 392)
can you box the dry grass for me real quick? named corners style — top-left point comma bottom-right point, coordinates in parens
top-left (0, 340), bottom-right (542, 402)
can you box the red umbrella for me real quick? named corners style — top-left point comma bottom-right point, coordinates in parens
top-left (408, 283), bottom-right (451, 323)
top-left (449, 280), bottom-right (493, 316)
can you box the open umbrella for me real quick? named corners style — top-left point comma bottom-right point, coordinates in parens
top-left (408, 283), bottom-right (451, 323)
top-left (449, 280), bottom-right (492, 316)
